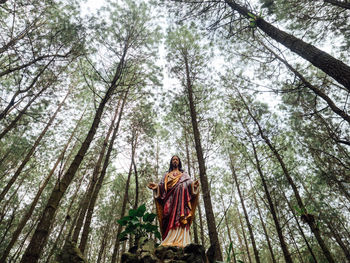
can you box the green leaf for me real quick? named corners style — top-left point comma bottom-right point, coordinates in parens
top-left (117, 217), bottom-right (128, 226)
top-left (142, 223), bottom-right (158, 232)
top-left (129, 209), bottom-right (137, 217)
top-left (143, 212), bottom-right (157, 222)
top-left (136, 204), bottom-right (146, 217)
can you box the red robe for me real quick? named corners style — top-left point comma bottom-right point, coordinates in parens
top-left (154, 172), bottom-right (199, 240)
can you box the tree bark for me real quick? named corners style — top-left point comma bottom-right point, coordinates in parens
top-left (184, 52), bottom-right (222, 261)
top-left (20, 48), bottom-right (127, 263)
top-left (224, 0), bottom-right (350, 91)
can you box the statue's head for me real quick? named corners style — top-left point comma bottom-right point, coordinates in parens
top-left (168, 155), bottom-right (184, 172)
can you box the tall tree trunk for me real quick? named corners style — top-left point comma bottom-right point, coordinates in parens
top-left (197, 201), bottom-right (205, 247)
top-left (111, 129), bottom-right (137, 263)
top-left (300, 180), bottom-right (350, 261)
top-left (0, 89), bottom-right (70, 202)
top-left (281, 191), bottom-right (318, 262)
top-left (251, 189), bottom-right (277, 263)
top-left (229, 159), bottom-right (260, 263)
top-left (0, 108), bottom-right (83, 262)
top-left (71, 101), bottom-right (120, 244)
top-left (286, 222), bottom-right (305, 263)
top-left (224, 0), bottom-right (350, 91)
top-left (132, 134), bottom-right (139, 210)
top-left (184, 52), bottom-right (222, 261)
top-left (79, 90), bottom-right (128, 254)
top-left (244, 128), bottom-right (293, 263)
top-left (20, 49), bottom-right (127, 263)
top-left (238, 90), bottom-right (336, 263)
top-left (184, 129), bottom-right (199, 244)
top-left (237, 206), bottom-right (252, 263)
top-left (45, 168), bottom-right (86, 263)
top-left (220, 195), bottom-right (236, 263)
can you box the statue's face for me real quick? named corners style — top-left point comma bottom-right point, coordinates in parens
top-left (171, 156), bottom-right (179, 168)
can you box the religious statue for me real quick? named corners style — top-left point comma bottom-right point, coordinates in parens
top-left (148, 155), bottom-right (200, 247)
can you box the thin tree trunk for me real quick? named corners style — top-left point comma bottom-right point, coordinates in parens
top-left (300, 180), bottom-right (350, 261)
top-left (79, 90), bottom-right (128, 253)
top-left (286, 222), bottom-right (305, 263)
top-left (184, 129), bottom-right (199, 244)
top-left (229, 159), bottom-right (260, 263)
top-left (243, 127), bottom-right (293, 263)
top-left (20, 48), bottom-right (127, 263)
top-left (281, 191), bottom-right (318, 262)
top-left (97, 194), bottom-right (118, 263)
top-left (237, 207), bottom-right (252, 263)
top-left (0, 107), bottom-right (83, 262)
top-left (0, 177), bottom-right (23, 224)
top-left (132, 134), bottom-right (139, 210)
top-left (111, 131), bottom-right (137, 263)
top-left (231, 206), bottom-right (246, 263)
top-left (220, 195), bottom-right (236, 263)
top-left (184, 52), bottom-right (222, 261)
top-left (97, 228), bottom-right (108, 263)
top-left (238, 90), bottom-right (336, 263)
top-left (71, 102), bottom-right (120, 244)
top-left (197, 202), bottom-right (205, 247)
top-left (224, 0), bottom-right (350, 90)
top-left (251, 189), bottom-right (277, 263)
top-left (0, 89), bottom-right (70, 202)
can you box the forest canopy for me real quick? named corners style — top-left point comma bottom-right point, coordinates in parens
top-left (0, 0), bottom-right (349, 262)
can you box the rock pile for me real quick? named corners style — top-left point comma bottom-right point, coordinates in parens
top-left (121, 238), bottom-right (208, 263)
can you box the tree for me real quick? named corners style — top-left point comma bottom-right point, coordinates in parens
top-left (166, 25), bottom-right (223, 260)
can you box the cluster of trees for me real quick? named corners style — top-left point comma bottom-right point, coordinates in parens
top-left (0, 0), bottom-right (349, 262)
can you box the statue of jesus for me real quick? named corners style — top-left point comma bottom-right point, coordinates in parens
top-left (148, 155), bottom-right (200, 247)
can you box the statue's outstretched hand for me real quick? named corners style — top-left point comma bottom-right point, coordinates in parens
top-left (194, 179), bottom-right (200, 188)
top-left (147, 182), bottom-right (158, 190)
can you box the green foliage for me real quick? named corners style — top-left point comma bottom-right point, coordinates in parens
top-left (117, 204), bottom-right (161, 242)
